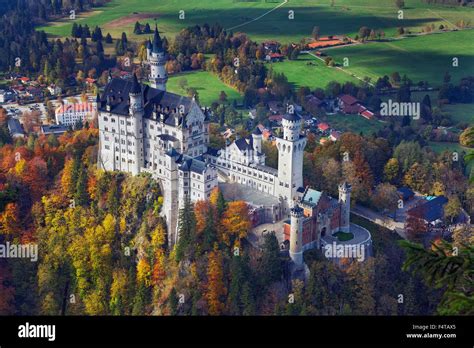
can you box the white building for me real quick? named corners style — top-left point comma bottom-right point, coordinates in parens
top-left (55, 102), bottom-right (96, 127)
top-left (98, 26), bottom-right (306, 246)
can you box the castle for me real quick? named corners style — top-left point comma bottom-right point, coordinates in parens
top-left (97, 26), bottom-right (371, 267)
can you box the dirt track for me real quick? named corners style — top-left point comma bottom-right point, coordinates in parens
top-left (104, 13), bottom-right (160, 29)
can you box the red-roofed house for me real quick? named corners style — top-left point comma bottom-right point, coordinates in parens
top-left (360, 109), bottom-right (374, 120)
top-left (266, 52), bottom-right (284, 62)
top-left (268, 114), bottom-right (283, 124)
top-left (19, 77), bottom-right (30, 84)
top-left (338, 94), bottom-right (360, 114)
top-left (318, 122), bottom-right (329, 132)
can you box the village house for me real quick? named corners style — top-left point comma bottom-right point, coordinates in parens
top-left (338, 94), bottom-right (374, 119)
top-left (7, 118), bottom-right (25, 138)
top-left (406, 196), bottom-right (448, 227)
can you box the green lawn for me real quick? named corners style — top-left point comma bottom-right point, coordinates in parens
top-left (329, 30), bottom-right (474, 86)
top-left (37, 0), bottom-right (474, 44)
top-left (270, 54), bottom-right (359, 90)
top-left (167, 70), bottom-right (242, 106)
top-left (333, 231), bottom-right (354, 241)
top-left (441, 103), bottom-right (474, 126)
top-left (324, 113), bottom-right (384, 135)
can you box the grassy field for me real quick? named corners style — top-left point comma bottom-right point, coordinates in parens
top-left (167, 70), bottom-right (242, 106)
top-left (37, 0), bottom-right (474, 43)
top-left (324, 113), bottom-right (385, 135)
top-left (270, 53), bottom-right (359, 90)
top-left (441, 103), bottom-right (474, 126)
top-left (328, 29), bottom-right (474, 85)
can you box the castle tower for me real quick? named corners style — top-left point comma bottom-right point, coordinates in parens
top-left (338, 182), bottom-right (352, 233)
top-left (252, 127), bottom-right (262, 155)
top-left (149, 26), bottom-right (168, 90)
top-left (275, 112), bottom-right (307, 209)
top-left (289, 204), bottom-right (304, 270)
top-left (129, 74), bottom-right (144, 175)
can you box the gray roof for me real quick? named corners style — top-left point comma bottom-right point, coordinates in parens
top-left (152, 25), bottom-right (164, 53)
top-left (283, 113), bottom-right (301, 122)
top-left (235, 137), bottom-right (253, 152)
top-left (7, 118), bottom-right (24, 135)
top-left (158, 134), bottom-right (177, 142)
top-left (40, 124), bottom-right (68, 134)
top-left (252, 127), bottom-right (262, 135)
top-left (206, 147), bottom-right (220, 157)
top-left (98, 78), bottom-right (196, 128)
top-left (130, 74), bottom-right (141, 94)
top-left (178, 158), bottom-right (207, 174)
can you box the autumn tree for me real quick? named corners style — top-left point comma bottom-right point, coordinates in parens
top-left (221, 201), bottom-right (251, 248)
top-left (206, 244), bottom-right (227, 315)
top-left (384, 158), bottom-right (400, 184)
top-left (371, 183), bottom-right (399, 215)
top-left (444, 195), bottom-right (462, 223)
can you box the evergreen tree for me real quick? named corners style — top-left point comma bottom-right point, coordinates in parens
top-left (168, 288), bottom-right (179, 315)
top-left (259, 232), bottom-right (282, 287)
top-left (133, 21), bottom-right (142, 35)
top-left (175, 196), bottom-right (196, 261)
top-left (74, 165), bottom-right (88, 206)
top-left (241, 281), bottom-right (256, 315)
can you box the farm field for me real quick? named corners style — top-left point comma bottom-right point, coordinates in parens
top-left (270, 54), bottom-right (360, 90)
top-left (37, 0), bottom-right (474, 43)
top-left (323, 113), bottom-right (384, 135)
top-left (167, 70), bottom-right (242, 106)
top-left (328, 29), bottom-right (474, 86)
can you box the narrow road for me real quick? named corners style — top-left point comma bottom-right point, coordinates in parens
top-left (226, 0), bottom-right (288, 31)
top-left (351, 205), bottom-right (407, 239)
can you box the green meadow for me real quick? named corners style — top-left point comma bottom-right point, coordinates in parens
top-left (270, 54), bottom-right (360, 90)
top-left (167, 70), bottom-right (242, 106)
top-left (37, 0), bottom-right (474, 43)
top-left (328, 29), bottom-right (474, 86)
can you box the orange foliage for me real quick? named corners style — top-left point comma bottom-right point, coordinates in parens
top-left (221, 201), bottom-right (251, 247)
top-left (206, 244), bottom-right (226, 315)
top-left (194, 200), bottom-right (213, 235)
top-left (0, 203), bottom-right (20, 236)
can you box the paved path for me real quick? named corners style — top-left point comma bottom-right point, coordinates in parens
top-left (226, 0), bottom-right (288, 31)
top-left (351, 204), bottom-right (407, 239)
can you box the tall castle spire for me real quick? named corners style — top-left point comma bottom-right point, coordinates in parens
top-left (148, 25), bottom-right (168, 90)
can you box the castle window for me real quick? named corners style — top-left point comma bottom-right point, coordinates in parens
top-left (111, 118), bottom-right (116, 123)
top-left (120, 120), bottom-right (124, 125)
top-left (104, 116), bottom-right (108, 121)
